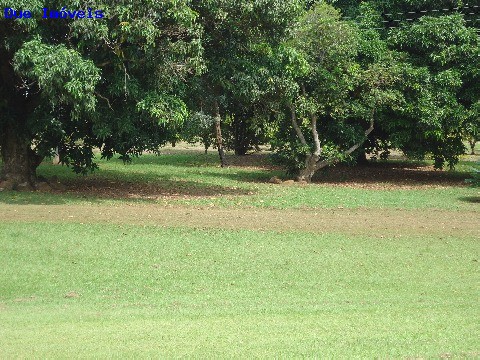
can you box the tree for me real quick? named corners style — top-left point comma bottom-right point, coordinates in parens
top-left (188, 0), bottom-right (303, 164)
top-left (270, 2), bottom-right (401, 182)
top-left (329, 0), bottom-right (480, 169)
top-left (0, 0), bottom-right (202, 189)
top-left (387, 14), bottom-right (479, 168)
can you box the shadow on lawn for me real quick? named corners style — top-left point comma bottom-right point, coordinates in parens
top-left (0, 188), bottom-right (106, 205)
top-left (63, 175), bottom-right (255, 199)
top-left (0, 175), bottom-right (257, 206)
top-left (310, 161), bottom-right (469, 188)
top-left (184, 168), bottom-right (279, 184)
top-left (458, 196), bottom-right (480, 203)
top-left (194, 160), bottom-right (471, 188)
top-left (115, 151), bottom-right (278, 170)
top-left (1, 154), bottom-right (474, 206)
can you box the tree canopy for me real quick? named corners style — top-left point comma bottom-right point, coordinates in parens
top-left (1, 0), bottom-right (202, 186)
top-left (1, 0), bottom-right (478, 187)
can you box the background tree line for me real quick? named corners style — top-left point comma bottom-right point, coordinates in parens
top-left (1, 0), bottom-right (479, 188)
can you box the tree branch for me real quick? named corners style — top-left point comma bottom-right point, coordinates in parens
top-left (316, 114), bottom-right (375, 171)
top-left (95, 92), bottom-right (113, 110)
top-left (311, 114), bottom-right (321, 157)
top-left (344, 117), bottom-right (375, 157)
top-left (290, 104), bottom-right (307, 146)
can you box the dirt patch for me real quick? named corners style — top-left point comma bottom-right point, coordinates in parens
top-left (0, 204), bottom-right (478, 237)
top-left (64, 291), bottom-right (80, 299)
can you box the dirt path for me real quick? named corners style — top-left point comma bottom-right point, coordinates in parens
top-left (0, 204), bottom-right (477, 237)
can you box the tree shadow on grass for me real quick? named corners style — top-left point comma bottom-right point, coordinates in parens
top-left (458, 196), bottom-right (480, 203)
top-left (310, 161), bottom-right (470, 188)
top-left (110, 151), bottom-right (279, 170)
top-left (0, 173), bottom-right (257, 206)
top-left (122, 152), bottom-right (220, 168)
top-left (188, 168), bottom-right (280, 184)
top-left (63, 175), bottom-right (255, 200)
top-left (0, 191), bottom-right (96, 206)
top-left (196, 160), bottom-right (472, 188)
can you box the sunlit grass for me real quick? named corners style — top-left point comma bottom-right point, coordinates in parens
top-left (0, 223), bottom-right (478, 357)
top-left (1, 148), bottom-right (478, 357)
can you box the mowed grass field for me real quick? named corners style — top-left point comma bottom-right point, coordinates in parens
top-left (1, 146), bottom-right (479, 357)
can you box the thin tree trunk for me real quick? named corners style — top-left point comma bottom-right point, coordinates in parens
top-left (356, 149), bottom-right (369, 164)
top-left (469, 139), bottom-right (476, 155)
top-left (214, 100), bottom-right (227, 167)
top-left (290, 104), bottom-right (307, 146)
top-left (290, 104), bottom-right (375, 183)
top-left (297, 114), bottom-right (321, 183)
top-left (53, 147), bottom-right (61, 165)
top-left (297, 154), bottom-right (319, 182)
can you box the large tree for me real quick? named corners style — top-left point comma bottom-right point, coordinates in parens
top-left (0, 0), bottom-right (202, 189)
top-left (187, 0), bottom-right (303, 164)
top-left (270, 2), bottom-right (401, 182)
top-left (329, 0), bottom-right (480, 168)
top-left (387, 14), bottom-right (479, 168)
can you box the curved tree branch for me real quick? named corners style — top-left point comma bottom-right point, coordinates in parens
top-left (316, 112), bottom-right (375, 172)
top-left (290, 104), bottom-right (307, 146)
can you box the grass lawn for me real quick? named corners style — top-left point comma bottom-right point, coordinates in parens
top-left (0, 147), bottom-right (479, 357)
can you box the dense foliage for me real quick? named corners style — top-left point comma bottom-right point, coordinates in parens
top-left (0, 0), bottom-right (202, 186)
top-left (0, 0), bottom-right (479, 186)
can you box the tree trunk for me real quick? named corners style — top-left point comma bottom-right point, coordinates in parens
top-left (297, 113), bottom-right (322, 183)
top-left (356, 149), bottom-right (369, 164)
top-left (0, 124), bottom-right (40, 189)
top-left (214, 100), bottom-right (227, 167)
top-left (312, 117), bottom-right (375, 175)
top-left (469, 139), bottom-right (476, 155)
top-left (202, 134), bottom-right (210, 154)
top-left (290, 104), bottom-right (319, 183)
top-left (234, 115), bottom-right (249, 156)
top-left (53, 147), bottom-right (61, 165)
top-left (297, 154), bottom-right (320, 182)
top-left (0, 50), bottom-right (43, 190)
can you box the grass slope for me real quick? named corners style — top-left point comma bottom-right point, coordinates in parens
top-left (0, 223), bottom-right (478, 357)
top-left (0, 148), bottom-right (479, 357)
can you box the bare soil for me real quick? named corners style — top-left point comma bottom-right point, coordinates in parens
top-left (1, 204), bottom-right (477, 237)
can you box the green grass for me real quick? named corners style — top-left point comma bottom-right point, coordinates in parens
top-left (0, 151), bottom-right (478, 211)
top-left (1, 150), bottom-right (479, 356)
top-left (179, 185), bottom-right (480, 210)
top-left (1, 181), bottom-right (478, 211)
top-left (1, 223), bottom-right (478, 357)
